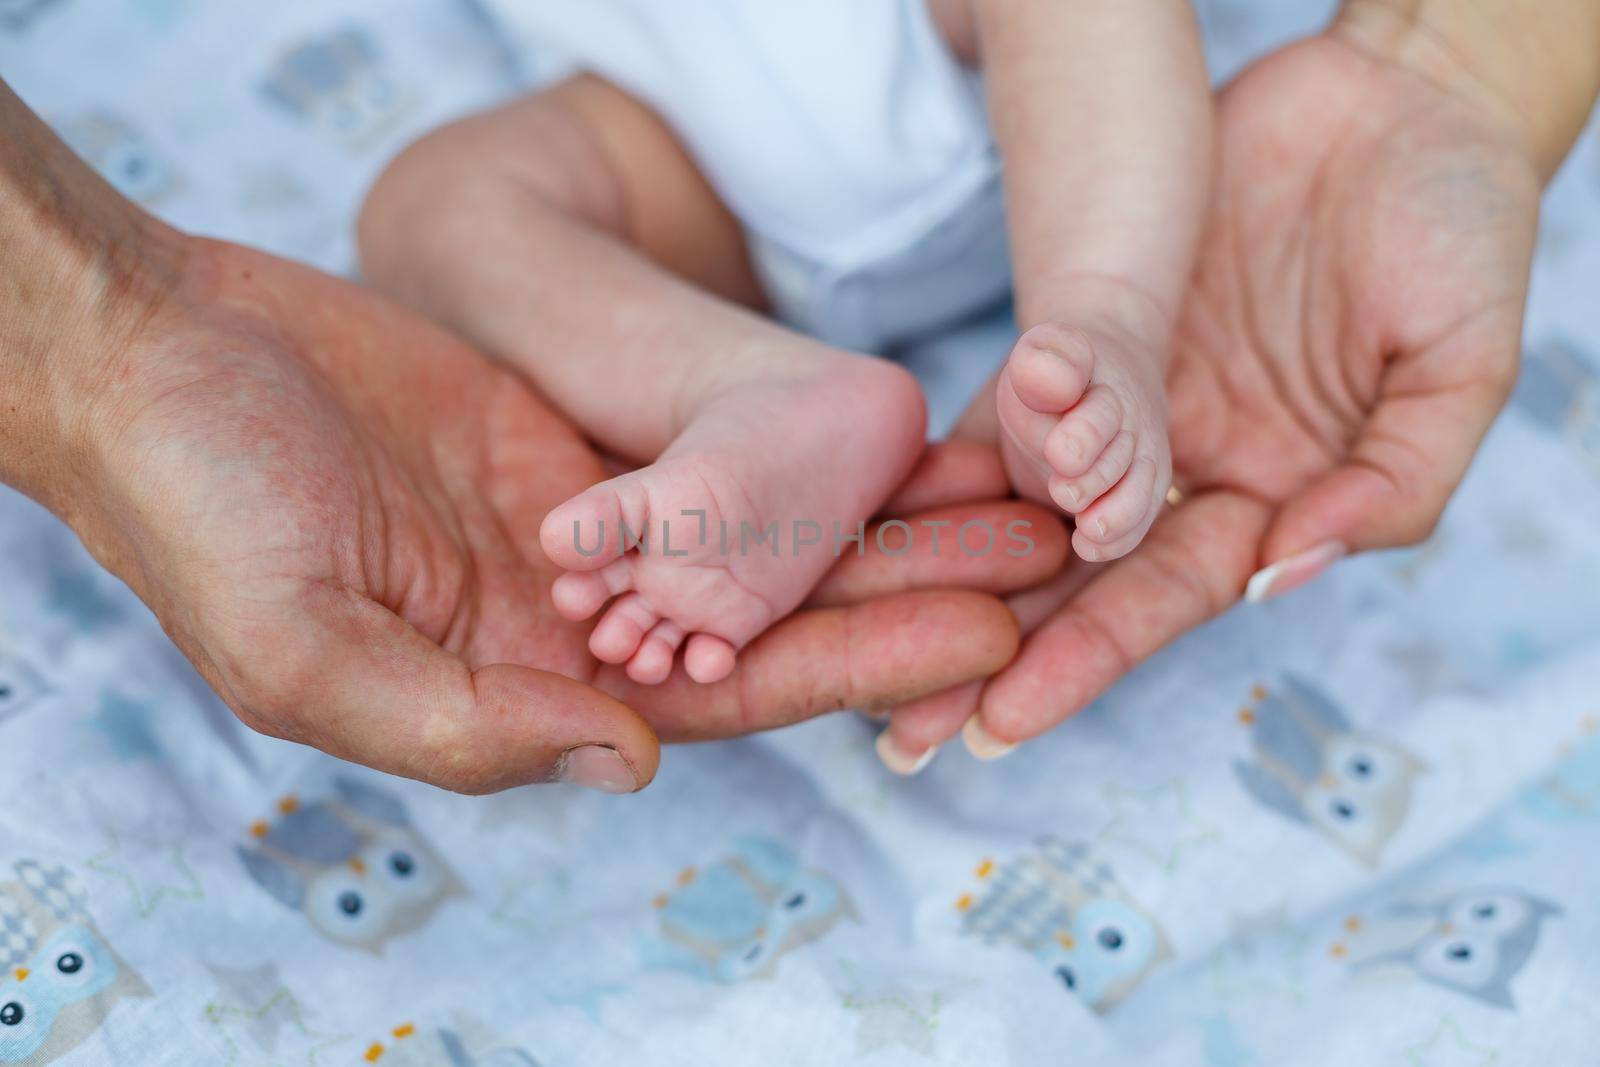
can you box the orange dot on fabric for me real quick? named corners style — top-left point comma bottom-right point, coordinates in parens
top-left (364, 1044), bottom-right (385, 1063)
top-left (392, 1023), bottom-right (415, 1039)
top-left (955, 893), bottom-right (974, 912)
top-left (249, 821), bottom-right (269, 838)
top-left (1237, 708), bottom-right (1255, 725)
top-left (677, 867), bottom-right (696, 886)
top-left (975, 860), bottom-right (994, 879)
top-left (277, 796), bottom-right (299, 815)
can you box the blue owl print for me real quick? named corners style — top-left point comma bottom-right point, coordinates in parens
top-left (57, 112), bottom-right (178, 206)
top-left (0, 0), bottom-right (65, 32)
top-left (1511, 338), bottom-right (1600, 475)
top-left (959, 839), bottom-right (1172, 1013)
top-left (0, 861), bottom-right (151, 1064)
top-left (259, 25), bottom-right (415, 150)
top-left (0, 650), bottom-right (51, 729)
top-left (1234, 677), bottom-right (1427, 867)
top-left (361, 1020), bottom-right (541, 1066)
top-left (236, 777), bottom-right (464, 951)
top-left (640, 837), bottom-right (853, 983)
top-left (1357, 889), bottom-right (1560, 1009)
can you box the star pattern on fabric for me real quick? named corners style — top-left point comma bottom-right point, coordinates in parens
top-left (202, 962), bottom-right (351, 1066)
top-left (1402, 1016), bottom-right (1500, 1067)
top-left (1097, 779), bottom-right (1221, 873)
top-left (836, 961), bottom-right (971, 1059)
top-left (84, 826), bottom-right (203, 917)
top-left (1206, 902), bottom-right (1311, 1005)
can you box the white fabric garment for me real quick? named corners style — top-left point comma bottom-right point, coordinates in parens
top-left (477, 0), bottom-right (1012, 351)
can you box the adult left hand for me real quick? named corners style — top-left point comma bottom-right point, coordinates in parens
top-left (874, 24), bottom-right (1550, 770)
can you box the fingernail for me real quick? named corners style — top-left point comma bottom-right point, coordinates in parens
top-left (1244, 541), bottom-right (1347, 603)
top-left (961, 715), bottom-right (1018, 760)
top-left (861, 708), bottom-right (891, 722)
top-left (558, 745), bottom-right (639, 794)
top-left (874, 731), bottom-right (937, 776)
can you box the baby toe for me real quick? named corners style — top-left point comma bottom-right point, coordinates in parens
top-left (551, 558), bottom-right (633, 620)
top-left (589, 593), bottom-right (659, 664)
top-left (1044, 384), bottom-right (1123, 478)
top-left (684, 633), bottom-right (737, 684)
top-left (552, 571), bottom-right (610, 621)
top-left (1005, 324), bottom-right (1095, 414)
top-left (626, 620), bottom-right (686, 685)
top-left (1073, 454), bottom-right (1163, 561)
top-left (1048, 429), bottom-right (1135, 513)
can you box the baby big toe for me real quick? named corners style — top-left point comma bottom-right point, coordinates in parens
top-left (1044, 384), bottom-right (1123, 478)
top-left (589, 593), bottom-right (660, 664)
top-left (1048, 429), bottom-right (1134, 513)
top-left (1006, 324), bottom-right (1095, 413)
top-left (540, 484), bottom-right (629, 571)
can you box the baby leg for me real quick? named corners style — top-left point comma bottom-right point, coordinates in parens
top-left (360, 75), bottom-right (926, 683)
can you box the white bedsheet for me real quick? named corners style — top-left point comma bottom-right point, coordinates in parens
top-left (2, 2), bottom-right (1599, 1064)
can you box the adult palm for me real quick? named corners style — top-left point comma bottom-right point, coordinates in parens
top-left (892, 30), bottom-right (1544, 752)
top-left (67, 238), bottom-right (1035, 793)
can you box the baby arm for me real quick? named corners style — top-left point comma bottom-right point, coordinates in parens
top-left (978, 0), bottom-right (1211, 560)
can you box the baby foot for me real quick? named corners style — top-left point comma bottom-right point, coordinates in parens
top-left (540, 355), bottom-right (926, 685)
top-left (997, 322), bottom-right (1171, 561)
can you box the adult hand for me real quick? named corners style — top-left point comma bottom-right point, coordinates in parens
top-left (46, 235), bottom-right (1066, 793)
top-left (878, 20), bottom-right (1568, 768)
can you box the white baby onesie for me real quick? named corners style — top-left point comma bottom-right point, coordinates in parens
top-left (476, 0), bottom-right (1012, 353)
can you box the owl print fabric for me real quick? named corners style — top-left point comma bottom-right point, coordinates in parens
top-left (3, 1), bottom-right (1600, 1065)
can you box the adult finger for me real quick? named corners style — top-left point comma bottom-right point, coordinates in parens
top-left (874, 555), bottom-right (1102, 772)
top-left (612, 589), bottom-right (1019, 741)
top-left (809, 501), bottom-right (1068, 607)
top-left (974, 490), bottom-right (1268, 745)
top-left (220, 582), bottom-right (661, 795)
top-left (1253, 305), bottom-right (1522, 599)
top-left (879, 439), bottom-right (1010, 515)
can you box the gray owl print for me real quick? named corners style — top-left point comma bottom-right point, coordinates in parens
top-left (0, 861), bottom-right (150, 1064)
top-left (959, 838), bottom-right (1172, 1013)
top-left (1511, 338), bottom-right (1600, 475)
top-left (57, 111), bottom-right (178, 206)
top-left (259, 25), bottom-right (415, 150)
top-left (1360, 888), bottom-right (1560, 1009)
top-left (237, 777), bottom-right (464, 951)
top-left (1234, 677), bottom-right (1426, 867)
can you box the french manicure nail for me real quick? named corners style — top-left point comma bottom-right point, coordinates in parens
top-left (874, 731), bottom-right (937, 776)
top-left (1244, 541), bottom-right (1347, 603)
top-left (558, 745), bottom-right (639, 794)
top-left (961, 715), bottom-right (1018, 760)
